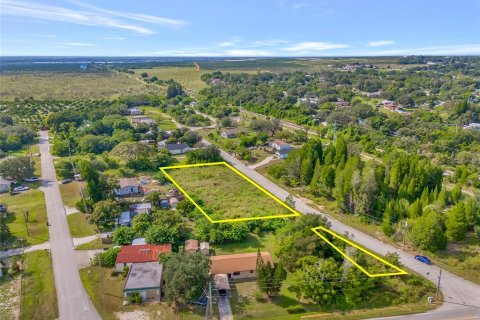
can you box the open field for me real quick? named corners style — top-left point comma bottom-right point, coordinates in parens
top-left (21, 250), bottom-right (58, 320)
top-left (0, 71), bottom-right (160, 101)
top-left (59, 181), bottom-right (84, 208)
top-left (162, 162), bottom-right (298, 222)
top-left (0, 189), bottom-right (49, 248)
top-left (139, 106), bottom-right (179, 131)
top-left (80, 266), bottom-right (206, 320)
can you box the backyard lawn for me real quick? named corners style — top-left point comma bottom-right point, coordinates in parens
top-left (67, 212), bottom-right (97, 238)
top-left (0, 189), bottom-right (49, 248)
top-left (80, 266), bottom-right (206, 320)
top-left (21, 250), bottom-right (58, 320)
top-left (164, 163), bottom-right (296, 221)
top-left (140, 106), bottom-right (178, 131)
top-left (213, 232), bottom-right (277, 260)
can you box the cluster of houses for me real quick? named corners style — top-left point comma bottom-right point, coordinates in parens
top-left (115, 238), bottom-right (274, 302)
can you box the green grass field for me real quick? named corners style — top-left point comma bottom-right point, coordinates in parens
top-left (133, 67), bottom-right (207, 95)
top-left (139, 106), bottom-right (179, 131)
top-left (59, 181), bottom-right (84, 208)
top-left (0, 71), bottom-right (159, 100)
top-left (67, 212), bottom-right (97, 238)
top-left (0, 189), bottom-right (49, 248)
top-left (164, 163), bottom-right (294, 221)
top-left (80, 266), bottom-right (205, 320)
top-left (21, 250), bottom-right (58, 320)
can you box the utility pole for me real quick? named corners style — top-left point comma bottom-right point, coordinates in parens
top-left (23, 211), bottom-right (29, 237)
top-left (403, 221), bottom-right (408, 250)
top-left (435, 268), bottom-right (443, 300)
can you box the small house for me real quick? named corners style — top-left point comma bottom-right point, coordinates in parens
top-left (131, 116), bottom-right (155, 127)
top-left (129, 203), bottom-right (152, 215)
top-left (115, 178), bottom-right (142, 196)
top-left (117, 211), bottom-right (133, 227)
top-left (210, 252), bottom-right (274, 281)
top-left (0, 177), bottom-right (13, 193)
top-left (129, 108), bottom-right (143, 116)
top-left (184, 239), bottom-right (199, 253)
top-left (221, 128), bottom-right (240, 139)
top-left (169, 197), bottom-right (179, 209)
top-left (159, 143), bottom-right (191, 155)
top-left (200, 242), bottom-right (210, 255)
top-left (214, 274), bottom-right (230, 297)
top-left (190, 101), bottom-right (198, 107)
top-left (115, 244), bottom-right (172, 272)
top-left (123, 262), bottom-right (163, 302)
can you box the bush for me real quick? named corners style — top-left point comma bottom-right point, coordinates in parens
top-left (254, 290), bottom-right (266, 302)
top-left (286, 305), bottom-right (306, 314)
top-left (92, 247), bottom-right (120, 268)
top-left (475, 225), bottom-right (480, 238)
top-left (122, 265), bottom-right (130, 278)
top-left (128, 292), bottom-right (143, 304)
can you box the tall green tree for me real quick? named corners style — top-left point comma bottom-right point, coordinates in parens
top-left (445, 202), bottom-right (467, 241)
top-left (410, 208), bottom-right (447, 252)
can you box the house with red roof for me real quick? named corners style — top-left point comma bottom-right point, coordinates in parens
top-left (115, 244), bottom-right (172, 271)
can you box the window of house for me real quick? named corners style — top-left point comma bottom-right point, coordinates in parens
top-left (233, 272), bottom-right (240, 276)
top-left (250, 270), bottom-right (254, 273)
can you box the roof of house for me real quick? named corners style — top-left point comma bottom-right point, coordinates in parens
top-left (129, 203), bottom-right (152, 211)
top-left (161, 143), bottom-right (190, 151)
top-left (222, 128), bottom-right (240, 135)
top-left (210, 252), bottom-right (273, 274)
top-left (116, 244), bottom-right (172, 264)
top-left (118, 178), bottom-right (139, 188)
top-left (132, 238), bottom-right (146, 245)
top-left (169, 197), bottom-right (179, 204)
top-left (272, 139), bottom-right (288, 146)
top-left (124, 262), bottom-right (163, 291)
top-left (118, 211), bottom-right (131, 225)
top-left (200, 242), bottom-right (209, 250)
top-left (276, 149), bottom-right (291, 155)
top-left (214, 274), bottom-right (230, 290)
top-left (185, 239), bottom-right (199, 251)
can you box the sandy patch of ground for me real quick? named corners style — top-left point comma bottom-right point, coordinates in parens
top-left (0, 276), bottom-right (21, 320)
top-left (115, 310), bottom-right (150, 320)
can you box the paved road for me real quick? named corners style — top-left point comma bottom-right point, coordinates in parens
top-left (175, 112), bottom-right (480, 319)
top-left (0, 241), bottom-right (50, 259)
top-left (39, 131), bottom-right (100, 320)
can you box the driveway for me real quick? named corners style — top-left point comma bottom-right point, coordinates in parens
top-left (217, 295), bottom-right (233, 320)
top-left (39, 130), bottom-right (100, 320)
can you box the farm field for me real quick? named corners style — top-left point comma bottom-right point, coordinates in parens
top-left (0, 71), bottom-right (159, 101)
top-left (162, 163), bottom-right (298, 222)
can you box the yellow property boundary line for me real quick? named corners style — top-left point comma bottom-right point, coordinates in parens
top-left (159, 161), bottom-right (301, 223)
top-left (311, 226), bottom-right (408, 277)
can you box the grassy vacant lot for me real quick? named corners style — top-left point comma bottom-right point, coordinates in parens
top-left (21, 250), bottom-right (58, 320)
top-left (67, 212), bottom-right (97, 238)
top-left (0, 71), bottom-right (159, 100)
top-left (80, 266), bottom-right (205, 320)
top-left (59, 181), bottom-right (84, 208)
top-left (229, 274), bottom-right (437, 320)
top-left (139, 106), bottom-right (178, 131)
top-left (165, 163), bottom-right (295, 221)
top-left (0, 189), bottom-right (49, 248)
top-left (132, 67), bottom-right (207, 95)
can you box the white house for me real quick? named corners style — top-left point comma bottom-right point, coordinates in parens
top-left (115, 178), bottom-right (143, 196)
top-left (159, 143), bottom-right (191, 155)
top-left (210, 252), bottom-right (274, 281)
top-left (131, 116), bottom-right (155, 127)
top-left (270, 140), bottom-right (291, 151)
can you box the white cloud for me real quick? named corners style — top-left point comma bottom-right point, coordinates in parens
top-left (64, 42), bottom-right (95, 46)
top-left (283, 41), bottom-right (348, 53)
top-left (225, 49), bottom-right (272, 56)
top-left (292, 1), bottom-right (309, 9)
top-left (104, 36), bottom-right (125, 40)
top-left (0, 0), bottom-right (186, 35)
top-left (249, 39), bottom-right (289, 47)
top-left (368, 40), bottom-right (395, 47)
top-left (364, 44), bottom-right (480, 56)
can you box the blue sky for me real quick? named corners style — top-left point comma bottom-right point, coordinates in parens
top-left (1, 0), bottom-right (479, 56)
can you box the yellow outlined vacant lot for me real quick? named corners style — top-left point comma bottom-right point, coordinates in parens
top-left (160, 161), bottom-right (301, 223)
top-left (312, 226), bottom-right (408, 277)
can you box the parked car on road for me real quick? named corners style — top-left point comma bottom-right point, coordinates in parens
top-left (13, 186), bottom-right (29, 192)
top-left (25, 177), bottom-right (39, 182)
top-left (60, 179), bottom-right (72, 184)
top-left (415, 255), bottom-right (432, 265)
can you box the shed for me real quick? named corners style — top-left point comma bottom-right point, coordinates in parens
top-left (169, 197), bottom-right (179, 209)
top-left (184, 239), bottom-right (199, 253)
top-left (200, 242), bottom-right (210, 255)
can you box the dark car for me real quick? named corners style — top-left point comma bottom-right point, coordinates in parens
top-left (60, 179), bottom-right (72, 184)
top-left (415, 255), bottom-right (432, 265)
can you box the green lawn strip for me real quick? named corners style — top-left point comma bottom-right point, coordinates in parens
top-left (67, 212), bottom-right (97, 238)
top-left (166, 164), bottom-right (292, 220)
top-left (21, 251), bottom-right (58, 320)
top-left (75, 238), bottom-right (113, 250)
top-left (59, 181), bottom-right (84, 208)
top-left (80, 266), bottom-right (204, 320)
top-left (0, 189), bottom-right (49, 248)
top-left (213, 232), bottom-right (277, 261)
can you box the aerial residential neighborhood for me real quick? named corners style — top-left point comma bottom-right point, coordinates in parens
top-left (1, 1), bottom-right (480, 320)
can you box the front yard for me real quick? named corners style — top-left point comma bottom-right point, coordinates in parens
top-left (67, 212), bottom-right (97, 238)
top-left (0, 189), bottom-right (49, 249)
